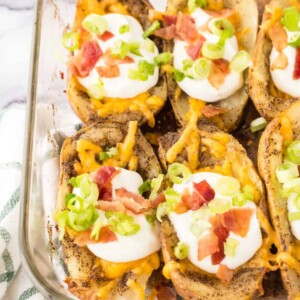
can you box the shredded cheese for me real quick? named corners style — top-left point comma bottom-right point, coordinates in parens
top-left (97, 280), bottom-right (117, 299)
top-left (280, 114), bottom-right (294, 143)
top-left (126, 279), bottom-right (145, 299)
top-left (207, 0), bottom-right (224, 11)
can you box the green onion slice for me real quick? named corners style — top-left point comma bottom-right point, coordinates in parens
top-left (87, 79), bottom-right (105, 100)
top-left (192, 205), bottom-right (210, 221)
top-left (208, 198), bottom-right (231, 214)
top-left (202, 42), bottom-right (224, 60)
top-left (55, 210), bottom-right (69, 240)
top-left (288, 211), bottom-right (300, 222)
top-left (288, 32), bottom-right (300, 47)
top-left (174, 242), bottom-right (189, 260)
top-left (188, 0), bottom-right (207, 12)
top-left (119, 24), bottom-right (130, 34)
top-left (82, 14), bottom-right (108, 34)
top-left (65, 193), bottom-right (76, 204)
top-left (283, 178), bottom-right (300, 194)
top-left (250, 117), bottom-right (267, 133)
top-left (290, 193), bottom-right (300, 210)
top-left (154, 52), bottom-right (173, 66)
top-left (163, 188), bottom-right (181, 204)
top-left (224, 237), bottom-right (239, 257)
top-left (149, 174), bottom-right (164, 200)
top-left (62, 32), bottom-right (79, 51)
top-left (156, 202), bottom-right (173, 222)
top-left (68, 205), bottom-right (98, 232)
top-left (281, 6), bottom-right (300, 32)
top-left (67, 196), bottom-right (85, 212)
top-left (242, 185), bottom-right (254, 201)
top-left (139, 179), bottom-right (152, 195)
top-left (90, 215), bottom-right (103, 240)
top-left (173, 69), bottom-right (185, 82)
top-left (230, 50), bottom-right (251, 73)
top-left (145, 213), bottom-right (156, 225)
top-left (99, 147), bottom-right (118, 161)
top-left (191, 58), bottom-right (211, 80)
top-left (168, 162), bottom-right (192, 184)
top-left (182, 59), bottom-right (193, 71)
top-left (208, 18), bottom-right (235, 38)
top-left (215, 176), bottom-right (241, 196)
top-left (232, 193), bottom-right (247, 207)
top-left (141, 39), bottom-right (155, 53)
top-left (276, 162), bottom-right (299, 183)
top-left (285, 141), bottom-right (300, 164)
top-left (143, 21), bottom-right (160, 39)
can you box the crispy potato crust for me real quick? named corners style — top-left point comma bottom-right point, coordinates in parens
top-left (249, 0), bottom-right (300, 121)
top-left (67, 0), bottom-right (167, 126)
top-left (158, 124), bottom-right (269, 300)
top-left (258, 101), bottom-right (300, 299)
top-left (58, 121), bottom-right (161, 298)
top-left (165, 0), bottom-right (258, 132)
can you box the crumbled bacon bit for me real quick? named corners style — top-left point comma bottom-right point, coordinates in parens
top-left (208, 59), bottom-right (230, 89)
top-left (269, 21), bottom-right (288, 51)
top-left (216, 264), bottom-right (234, 284)
top-left (185, 35), bottom-right (206, 60)
top-left (202, 105), bottom-right (228, 118)
top-left (96, 65), bottom-right (120, 78)
top-left (98, 31), bottom-right (114, 41)
top-left (193, 180), bottom-right (215, 202)
top-left (293, 47), bottom-right (300, 80)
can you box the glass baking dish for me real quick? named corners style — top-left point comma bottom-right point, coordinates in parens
top-left (19, 0), bottom-right (287, 299)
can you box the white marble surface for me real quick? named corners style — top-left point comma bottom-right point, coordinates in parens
top-left (0, 0), bottom-right (34, 108)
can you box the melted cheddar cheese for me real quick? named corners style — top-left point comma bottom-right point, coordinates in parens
top-left (74, 121), bottom-right (138, 174)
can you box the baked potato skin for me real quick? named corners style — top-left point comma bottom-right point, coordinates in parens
top-left (158, 125), bottom-right (268, 300)
top-left (67, 0), bottom-right (167, 126)
top-left (258, 101), bottom-right (300, 299)
top-left (57, 121), bottom-right (162, 298)
top-left (164, 0), bottom-right (258, 132)
top-left (248, 0), bottom-right (300, 121)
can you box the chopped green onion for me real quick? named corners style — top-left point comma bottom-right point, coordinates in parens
top-left (288, 211), bottom-right (300, 222)
top-left (128, 69), bottom-right (147, 81)
top-left (154, 52), bottom-right (173, 66)
top-left (66, 196), bottom-right (85, 212)
top-left (188, 0), bottom-right (207, 12)
top-left (139, 179), bottom-right (152, 195)
top-left (190, 222), bottom-right (209, 238)
top-left (163, 188), bottom-right (181, 203)
top-left (208, 198), bottom-right (231, 213)
top-left (139, 60), bottom-right (155, 75)
top-left (143, 21), bottom-right (160, 38)
top-left (69, 177), bottom-right (79, 187)
top-left (190, 58), bottom-right (211, 80)
top-left (208, 18), bottom-right (235, 38)
top-left (276, 162), bottom-right (299, 183)
top-left (99, 147), bottom-right (118, 161)
top-left (90, 215), bottom-right (102, 240)
top-left (128, 42), bottom-right (142, 56)
top-left (141, 39), bottom-right (155, 53)
top-left (145, 213), bottom-right (156, 225)
top-left (242, 185), bottom-right (254, 201)
top-left (250, 117), bottom-right (268, 133)
top-left (192, 206), bottom-right (210, 221)
top-left (173, 69), bottom-right (185, 82)
top-left (232, 193), bottom-right (247, 207)
top-left (68, 205), bottom-right (98, 232)
top-left (224, 238), bottom-right (239, 257)
top-left (174, 242), bottom-right (189, 259)
top-left (99, 152), bottom-right (110, 161)
top-left (202, 42), bottom-right (224, 60)
top-left (65, 193), bottom-right (76, 204)
top-left (149, 174), bottom-right (164, 200)
top-left (182, 59), bottom-right (193, 71)
top-left (111, 40), bottom-right (130, 59)
top-left (288, 32), bottom-right (300, 47)
top-left (119, 24), bottom-right (130, 34)
top-left (215, 176), bottom-right (241, 196)
top-left (156, 202), bottom-right (173, 222)
top-left (230, 50), bottom-right (251, 73)
top-left (62, 32), bottom-right (79, 51)
top-left (105, 211), bottom-right (140, 235)
top-left (285, 141), bottom-right (300, 164)
top-left (281, 6), bottom-right (300, 32)
top-left (283, 178), bottom-right (300, 194)
top-left (168, 163), bottom-right (192, 184)
top-left (82, 14), bottom-right (108, 34)
top-left (291, 193), bottom-right (300, 210)
top-left (87, 79), bottom-right (105, 100)
top-left (55, 210), bottom-right (69, 240)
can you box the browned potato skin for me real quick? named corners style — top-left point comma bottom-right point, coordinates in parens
top-left (158, 125), bottom-right (269, 300)
top-left (258, 101), bottom-right (300, 299)
top-left (165, 0), bottom-right (258, 132)
top-left (249, 0), bottom-right (300, 121)
top-left (67, 0), bottom-right (167, 126)
top-left (57, 121), bottom-right (161, 298)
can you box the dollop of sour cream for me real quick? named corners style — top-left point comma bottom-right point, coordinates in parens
top-left (288, 193), bottom-right (300, 240)
top-left (270, 30), bottom-right (300, 98)
top-left (77, 14), bottom-right (159, 99)
top-left (168, 172), bottom-right (262, 274)
top-left (74, 168), bottom-right (161, 262)
top-left (173, 8), bottom-right (243, 102)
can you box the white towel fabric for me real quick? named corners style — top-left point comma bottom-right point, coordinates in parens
top-left (0, 104), bottom-right (42, 300)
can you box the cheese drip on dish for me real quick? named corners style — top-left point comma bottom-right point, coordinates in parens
top-left (73, 168), bottom-right (161, 263)
top-left (76, 13), bottom-right (159, 98)
top-left (270, 28), bottom-right (300, 98)
top-left (168, 172), bottom-right (262, 274)
top-left (173, 8), bottom-right (243, 102)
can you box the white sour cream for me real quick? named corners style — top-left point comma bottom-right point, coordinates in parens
top-left (82, 168), bottom-right (161, 262)
top-left (173, 8), bottom-right (243, 102)
top-left (77, 14), bottom-right (159, 98)
top-left (270, 42), bottom-right (300, 98)
top-left (288, 193), bottom-right (300, 240)
top-left (169, 172), bottom-right (262, 274)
